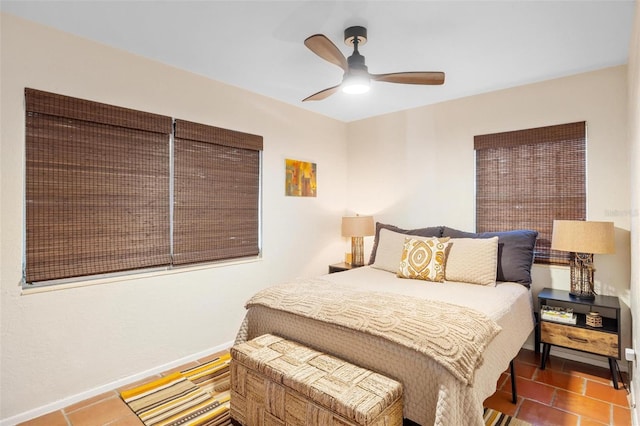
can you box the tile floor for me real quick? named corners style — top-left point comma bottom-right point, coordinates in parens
top-left (484, 348), bottom-right (632, 425)
top-left (18, 348), bottom-right (632, 426)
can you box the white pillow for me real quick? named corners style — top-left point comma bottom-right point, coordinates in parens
top-left (371, 228), bottom-right (437, 273)
top-left (445, 237), bottom-right (499, 286)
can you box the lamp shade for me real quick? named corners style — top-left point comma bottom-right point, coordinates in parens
top-left (341, 216), bottom-right (375, 237)
top-left (551, 220), bottom-right (615, 254)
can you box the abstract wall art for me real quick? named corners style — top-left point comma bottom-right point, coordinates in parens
top-left (285, 158), bottom-right (317, 197)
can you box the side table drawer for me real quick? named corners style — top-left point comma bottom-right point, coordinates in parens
top-left (541, 322), bottom-right (618, 358)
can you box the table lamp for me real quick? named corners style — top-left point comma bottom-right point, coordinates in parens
top-left (341, 215), bottom-right (374, 266)
top-left (551, 220), bottom-right (615, 299)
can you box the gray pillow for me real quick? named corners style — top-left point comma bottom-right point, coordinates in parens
top-left (369, 222), bottom-right (444, 265)
top-left (441, 227), bottom-right (538, 287)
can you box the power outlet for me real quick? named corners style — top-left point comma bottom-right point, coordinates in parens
top-left (625, 347), bottom-right (636, 385)
top-left (625, 347), bottom-right (636, 362)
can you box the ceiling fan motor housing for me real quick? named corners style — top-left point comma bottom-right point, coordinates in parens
top-left (347, 52), bottom-right (368, 73)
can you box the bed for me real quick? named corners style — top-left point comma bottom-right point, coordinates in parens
top-left (235, 224), bottom-right (538, 426)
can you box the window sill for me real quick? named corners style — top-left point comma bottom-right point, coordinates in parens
top-left (21, 256), bottom-right (262, 295)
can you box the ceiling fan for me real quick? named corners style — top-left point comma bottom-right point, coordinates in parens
top-left (302, 26), bottom-right (445, 102)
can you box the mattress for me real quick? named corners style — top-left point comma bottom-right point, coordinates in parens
top-left (235, 266), bottom-right (534, 426)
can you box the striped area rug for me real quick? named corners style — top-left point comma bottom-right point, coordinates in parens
top-left (484, 408), bottom-right (532, 426)
top-left (120, 354), bottom-right (231, 426)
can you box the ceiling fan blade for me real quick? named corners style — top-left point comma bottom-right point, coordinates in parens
top-left (302, 84), bottom-right (341, 102)
top-left (371, 72), bottom-right (445, 85)
top-left (304, 34), bottom-right (348, 71)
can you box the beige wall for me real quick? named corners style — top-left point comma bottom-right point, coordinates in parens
top-left (627, 1), bottom-right (640, 424)
top-left (0, 13), bottom-right (348, 422)
top-left (348, 65), bottom-right (632, 360)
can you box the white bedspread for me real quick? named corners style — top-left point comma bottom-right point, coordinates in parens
top-left (236, 266), bottom-right (534, 426)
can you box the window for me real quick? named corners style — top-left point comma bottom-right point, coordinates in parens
top-left (474, 122), bottom-right (586, 264)
top-left (24, 89), bottom-right (262, 286)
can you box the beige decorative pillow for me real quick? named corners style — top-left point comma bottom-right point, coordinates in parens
top-left (397, 237), bottom-right (451, 282)
top-left (371, 228), bottom-right (416, 273)
top-left (445, 237), bottom-right (499, 286)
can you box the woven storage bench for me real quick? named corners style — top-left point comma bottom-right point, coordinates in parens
top-left (230, 334), bottom-right (403, 426)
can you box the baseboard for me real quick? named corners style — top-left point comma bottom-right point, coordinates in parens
top-left (630, 381), bottom-right (638, 426)
top-left (0, 341), bottom-right (233, 426)
top-left (520, 342), bottom-right (626, 372)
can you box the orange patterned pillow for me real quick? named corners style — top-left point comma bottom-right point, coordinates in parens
top-left (397, 237), bottom-right (451, 282)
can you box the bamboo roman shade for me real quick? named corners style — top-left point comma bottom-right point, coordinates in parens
top-left (172, 120), bottom-right (262, 265)
top-left (25, 89), bottom-right (172, 282)
top-left (25, 89), bottom-right (263, 285)
top-left (475, 121), bottom-right (586, 264)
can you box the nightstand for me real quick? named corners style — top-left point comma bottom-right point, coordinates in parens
top-left (328, 262), bottom-right (362, 274)
top-left (538, 287), bottom-right (622, 388)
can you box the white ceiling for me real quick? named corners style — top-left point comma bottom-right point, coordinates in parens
top-left (1, 1), bottom-right (635, 122)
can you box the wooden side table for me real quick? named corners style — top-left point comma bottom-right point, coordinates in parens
top-left (538, 287), bottom-right (621, 388)
top-left (328, 262), bottom-right (362, 274)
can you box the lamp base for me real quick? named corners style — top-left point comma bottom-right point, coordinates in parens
top-left (351, 236), bottom-right (365, 267)
top-left (569, 252), bottom-right (596, 300)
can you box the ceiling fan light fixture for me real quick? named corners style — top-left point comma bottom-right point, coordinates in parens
top-left (342, 73), bottom-right (370, 94)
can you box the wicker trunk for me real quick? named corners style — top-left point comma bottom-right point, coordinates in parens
top-left (230, 334), bottom-right (403, 426)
